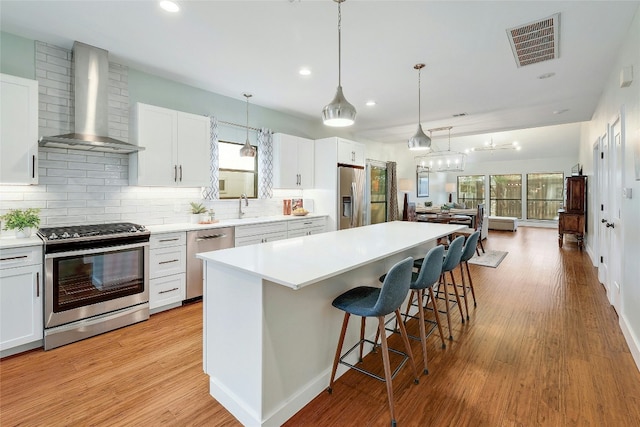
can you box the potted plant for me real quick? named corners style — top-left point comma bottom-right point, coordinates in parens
top-left (1, 208), bottom-right (41, 238)
top-left (189, 202), bottom-right (208, 224)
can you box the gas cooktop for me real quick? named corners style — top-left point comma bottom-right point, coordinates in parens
top-left (38, 222), bottom-right (148, 242)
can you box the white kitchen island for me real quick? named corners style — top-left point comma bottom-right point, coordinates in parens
top-left (197, 221), bottom-right (463, 426)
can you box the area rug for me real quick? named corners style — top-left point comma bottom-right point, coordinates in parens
top-left (468, 250), bottom-right (508, 268)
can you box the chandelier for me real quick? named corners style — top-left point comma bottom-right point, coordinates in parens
top-left (415, 126), bottom-right (466, 172)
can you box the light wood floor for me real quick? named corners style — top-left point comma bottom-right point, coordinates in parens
top-left (1, 227), bottom-right (639, 426)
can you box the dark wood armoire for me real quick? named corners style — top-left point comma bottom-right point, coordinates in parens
top-left (558, 175), bottom-right (587, 250)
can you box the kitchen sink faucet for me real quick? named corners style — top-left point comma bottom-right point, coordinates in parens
top-left (239, 193), bottom-right (248, 218)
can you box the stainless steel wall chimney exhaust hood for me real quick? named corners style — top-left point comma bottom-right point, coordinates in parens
top-left (39, 42), bottom-right (144, 153)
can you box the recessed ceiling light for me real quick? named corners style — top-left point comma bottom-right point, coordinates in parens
top-left (299, 68), bottom-right (311, 76)
top-left (160, 1), bottom-right (180, 13)
top-left (538, 72), bottom-right (556, 79)
top-left (365, 100), bottom-right (376, 107)
top-left (553, 108), bottom-right (569, 114)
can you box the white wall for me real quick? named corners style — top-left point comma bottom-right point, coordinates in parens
top-left (578, 6), bottom-right (640, 369)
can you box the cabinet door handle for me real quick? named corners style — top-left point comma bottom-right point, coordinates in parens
top-left (601, 218), bottom-right (608, 223)
top-left (159, 259), bottom-right (179, 265)
top-left (174, 165), bottom-right (178, 182)
top-left (36, 271), bottom-right (40, 297)
top-left (159, 238), bottom-right (180, 243)
top-left (0, 255), bottom-right (28, 262)
top-left (606, 222), bottom-right (615, 228)
top-left (32, 155), bottom-right (36, 179)
top-left (159, 287), bottom-right (179, 294)
top-left (179, 165), bottom-right (183, 182)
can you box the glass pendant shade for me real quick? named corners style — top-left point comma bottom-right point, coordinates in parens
top-left (239, 140), bottom-right (256, 157)
top-left (322, 85), bottom-right (356, 127)
top-left (239, 93), bottom-right (256, 157)
top-left (408, 123), bottom-right (431, 150)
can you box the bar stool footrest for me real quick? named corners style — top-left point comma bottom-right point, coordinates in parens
top-left (339, 338), bottom-right (409, 383)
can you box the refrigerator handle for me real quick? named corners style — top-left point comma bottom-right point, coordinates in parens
top-left (350, 182), bottom-right (356, 228)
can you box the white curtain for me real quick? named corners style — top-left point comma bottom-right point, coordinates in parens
top-left (202, 116), bottom-right (219, 200)
top-left (258, 128), bottom-right (273, 199)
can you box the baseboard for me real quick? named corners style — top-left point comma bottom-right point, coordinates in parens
top-left (620, 313), bottom-right (640, 373)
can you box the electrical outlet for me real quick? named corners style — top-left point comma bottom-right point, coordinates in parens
top-left (622, 188), bottom-right (632, 199)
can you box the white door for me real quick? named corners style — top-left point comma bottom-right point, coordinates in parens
top-left (608, 114), bottom-right (624, 312)
top-left (597, 132), bottom-right (609, 289)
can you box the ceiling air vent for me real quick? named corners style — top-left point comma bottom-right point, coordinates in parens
top-left (507, 13), bottom-right (560, 67)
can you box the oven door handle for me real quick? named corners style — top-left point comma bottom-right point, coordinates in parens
top-left (44, 242), bottom-right (149, 259)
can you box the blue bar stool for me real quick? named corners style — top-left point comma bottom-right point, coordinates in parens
top-left (457, 230), bottom-right (481, 320)
top-left (404, 245), bottom-right (446, 373)
top-left (328, 257), bottom-right (419, 427)
top-left (437, 235), bottom-right (466, 339)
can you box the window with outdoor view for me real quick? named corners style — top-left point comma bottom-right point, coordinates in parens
top-left (457, 175), bottom-right (485, 209)
top-left (218, 141), bottom-right (258, 199)
top-left (490, 174), bottom-right (522, 218)
top-left (526, 173), bottom-right (564, 220)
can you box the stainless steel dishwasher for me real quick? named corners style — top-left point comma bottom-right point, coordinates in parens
top-left (186, 227), bottom-right (234, 299)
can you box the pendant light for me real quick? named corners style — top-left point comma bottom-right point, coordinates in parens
top-left (239, 93), bottom-right (256, 157)
top-left (322, 0), bottom-right (356, 127)
top-left (407, 63), bottom-right (431, 150)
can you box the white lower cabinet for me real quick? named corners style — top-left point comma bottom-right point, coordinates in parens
top-left (235, 221), bottom-right (288, 247)
top-left (149, 232), bottom-right (186, 313)
top-left (0, 245), bottom-right (43, 355)
top-left (287, 217), bottom-right (327, 238)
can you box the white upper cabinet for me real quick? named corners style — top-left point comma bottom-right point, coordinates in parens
top-left (337, 138), bottom-right (365, 167)
top-left (0, 74), bottom-right (38, 185)
top-left (272, 133), bottom-right (314, 189)
top-left (131, 103), bottom-right (210, 186)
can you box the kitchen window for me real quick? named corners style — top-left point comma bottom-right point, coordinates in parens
top-left (218, 141), bottom-right (258, 199)
top-left (526, 173), bottom-right (564, 220)
top-left (457, 175), bottom-right (485, 208)
top-left (490, 174), bottom-right (522, 218)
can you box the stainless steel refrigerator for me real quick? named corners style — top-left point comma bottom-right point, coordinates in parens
top-left (338, 165), bottom-right (365, 230)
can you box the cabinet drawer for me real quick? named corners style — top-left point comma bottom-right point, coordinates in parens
top-left (150, 232), bottom-right (186, 249)
top-left (0, 246), bottom-right (42, 269)
top-left (287, 217), bottom-right (326, 232)
top-left (235, 231), bottom-right (288, 248)
top-left (288, 226), bottom-right (326, 238)
top-left (235, 222), bottom-right (288, 238)
top-left (150, 246), bottom-right (186, 279)
top-left (149, 273), bottom-right (186, 310)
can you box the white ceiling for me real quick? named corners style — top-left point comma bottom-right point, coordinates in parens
top-left (1, 0), bottom-right (638, 161)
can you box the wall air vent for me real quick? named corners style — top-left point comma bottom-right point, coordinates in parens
top-left (507, 13), bottom-right (560, 67)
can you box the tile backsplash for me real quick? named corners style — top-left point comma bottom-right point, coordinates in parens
top-left (0, 146), bottom-right (300, 234)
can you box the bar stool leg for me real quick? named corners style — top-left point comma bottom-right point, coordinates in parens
top-left (328, 312), bottom-right (350, 394)
top-left (428, 287), bottom-right (446, 348)
top-left (359, 317), bottom-right (366, 362)
top-left (394, 309), bottom-right (420, 384)
top-left (465, 261), bottom-right (477, 307)
top-left (440, 273), bottom-right (453, 340)
top-left (377, 316), bottom-right (397, 426)
top-left (416, 291), bottom-right (429, 374)
top-left (448, 271), bottom-right (465, 323)
top-left (459, 263), bottom-right (470, 320)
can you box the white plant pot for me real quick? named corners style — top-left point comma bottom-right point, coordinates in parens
top-left (190, 214), bottom-right (200, 224)
top-left (15, 227), bottom-right (32, 238)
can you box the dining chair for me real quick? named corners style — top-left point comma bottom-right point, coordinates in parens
top-left (453, 203), bottom-right (485, 256)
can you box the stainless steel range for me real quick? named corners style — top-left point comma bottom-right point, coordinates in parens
top-left (38, 222), bottom-right (150, 350)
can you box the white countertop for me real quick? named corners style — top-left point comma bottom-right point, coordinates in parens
top-left (197, 221), bottom-right (464, 290)
top-left (145, 214), bottom-right (325, 234)
top-left (0, 235), bottom-right (43, 250)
